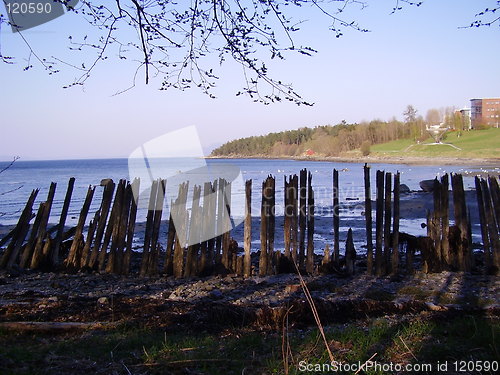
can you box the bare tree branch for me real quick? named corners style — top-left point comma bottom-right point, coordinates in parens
top-left (0, 0), bottom-right (429, 104)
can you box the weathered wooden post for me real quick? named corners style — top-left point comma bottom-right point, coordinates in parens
top-left (206, 180), bottom-right (217, 268)
top-left (19, 202), bottom-right (45, 268)
top-left (106, 180), bottom-right (126, 274)
top-left (298, 168), bottom-right (307, 269)
top-left (244, 179), bottom-right (252, 277)
top-left (306, 172), bottom-right (315, 274)
top-left (333, 169), bottom-right (340, 265)
top-left (185, 185), bottom-right (202, 277)
top-left (267, 176), bottom-right (276, 275)
top-left (480, 178), bottom-right (499, 274)
top-left (164, 198), bottom-right (176, 276)
top-left (291, 175), bottom-right (299, 263)
top-left (88, 179), bottom-right (115, 270)
top-left (148, 179), bottom-right (166, 275)
top-left (322, 244), bottom-right (331, 266)
top-left (215, 178), bottom-right (224, 263)
top-left (123, 178), bottom-right (140, 275)
top-left (30, 182), bottom-right (57, 269)
top-left (114, 181), bottom-right (133, 274)
top-left (52, 178), bottom-right (75, 266)
top-left (80, 210), bottom-right (100, 269)
top-left (451, 173), bottom-right (471, 272)
top-left (259, 179), bottom-right (269, 276)
top-left (383, 172), bottom-right (392, 275)
top-left (488, 176), bottom-right (500, 233)
top-left (345, 228), bottom-right (356, 275)
top-left (284, 176), bottom-right (291, 259)
top-left (375, 170), bottom-right (384, 276)
top-left (475, 177), bottom-right (491, 273)
top-left (64, 185), bottom-right (95, 270)
top-left (391, 172), bottom-right (400, 276)
top-left (222, 180), bottom-right (232, 270)
top-left (198, 182), bottom-right (211, 275)
top-left (364, 164), bottom-right (373, 275)
top-left (0, 189), bottom-right (38, 269)
top-left (140, 180), bottom-right (159, 276)
top-left (173, 182), bottom-right (189, 278)
top-left (97, 182), bottom-right (123, 272)
top-left (432, 177), bottom-right (443, 271)
top-left (440, 174), bottom-right (450, 268)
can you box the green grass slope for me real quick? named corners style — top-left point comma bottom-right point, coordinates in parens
top-left (370, 128), bottom-right (500, 159)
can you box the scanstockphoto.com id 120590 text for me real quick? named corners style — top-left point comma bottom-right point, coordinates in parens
top-left (297, 359), bottom-right (499, 373)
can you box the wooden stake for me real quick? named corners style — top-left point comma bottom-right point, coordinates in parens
top-left (364, 164), bottom-right (373, 275)
top-left (475, 177), bottom-right (491, 273)
top-left (123, 178), bottom-right (140, 275)
top-left (375, 170), bottom-right (384, 276)
top-left (480, 178), bottom-right (499, 274)
top-left (440, 174), bottom-right (450, 268)
top-left (173, 182), bottom-right (189, 278)
top-left (345, 228), bottom-right (356, 275)
top-left (185, 185), bottom-right (202, 277)
top-left (0, 189), bottom-right (38, 269)
top-left (30, 182), bottom-right (57, 269)
top-left (89, 180), bottom-right (115, 270)
top-left (244, 179), bottom-right (252, 277)
top-left (147, 179), bottom-right (166, 275)
top-left (106, 180), bottom-right (126, 274)
top-left (259, 179), bottom-right (269, 276)
top-left (64, 185), bottom-right (95, 270)
top-left (298, 168), bottom-right (307, 269)
top-left (284, 176), bottom-right (291, 259)
top-left (291, 175), bottom-right (299, 263)
top-left (306, 172), bottom-right (315, 274)
top-left (333, 169), bottom-right (340, 265)
top-left (140, 179), bottom-right (159, 276)
top-left (451, 174), bottom-right (471, 272)
top-left (52, 178), bottom-right (75, 266)
top-left (267, 176), bottom-right (275, 275)
top-left (19, 202), bottom-right (45, 268)
top-left (391, 172), bottom-right (400, 276)
top-left (383, 172), bottom-right (392, 275)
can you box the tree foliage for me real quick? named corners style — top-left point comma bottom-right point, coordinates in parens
top-left (210, 118), bottom-right (420, 157)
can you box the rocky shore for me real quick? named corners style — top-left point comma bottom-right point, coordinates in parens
top-left (1, 263), bottom-right (498, 331)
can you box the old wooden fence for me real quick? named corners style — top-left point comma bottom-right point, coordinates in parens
top-left (1, 166), bottom-right (499, 277)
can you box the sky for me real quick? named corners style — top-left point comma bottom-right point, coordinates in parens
top-left (0, 0), bottom-right (499, 161)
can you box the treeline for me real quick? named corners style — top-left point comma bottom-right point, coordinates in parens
top-left (211, 120), bottom-right (423, 157)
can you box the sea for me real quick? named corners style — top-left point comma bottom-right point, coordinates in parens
top-left (0, 158), bottom-right (498, 252)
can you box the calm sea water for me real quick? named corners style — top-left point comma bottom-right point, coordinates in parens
top-left (0, 158), bottom-right (497, 251)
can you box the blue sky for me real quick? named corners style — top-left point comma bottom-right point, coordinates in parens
top-left (0, 0), bottom-right (499, 160)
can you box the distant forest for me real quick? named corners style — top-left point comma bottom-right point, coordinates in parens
top-left (210, 106), bottom-right (472, 157)
top-left (210, 119), bottom-right (423, 157)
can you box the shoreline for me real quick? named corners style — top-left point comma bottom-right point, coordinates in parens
top-left (205, 154), bottom-right (500, 166)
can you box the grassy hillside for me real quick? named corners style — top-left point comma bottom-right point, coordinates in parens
top-left (370, 128), bottom-right (500, 159)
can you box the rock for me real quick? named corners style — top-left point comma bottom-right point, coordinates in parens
top-left (97, 297), bottom-right (109, 305)
top-left (419, 179), bottom-right (435, 192)
top-left (210, 290), bottom-right (223, 299)
top-left (399, 184), bottom-right (411, 194)
top-left (48, 296), bottom-right (58, 303)
top-left (285, 284), bottom-right (302, 294)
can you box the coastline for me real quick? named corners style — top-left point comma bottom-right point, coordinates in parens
top-left (205, 154), bottom-right (500, 166)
